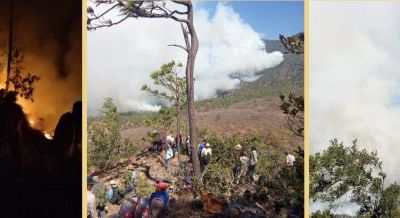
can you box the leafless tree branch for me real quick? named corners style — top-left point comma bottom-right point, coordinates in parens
top-left (167, 44), bottom-right (188, 53)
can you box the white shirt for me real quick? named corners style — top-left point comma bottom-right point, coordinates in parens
top-left (286, 154), bottom-right (296, 166)
top-left (250, 150), bottom-right (258, 166)
top-left (166, 135), bottom-right (175, 143)
top-left (87, 190), bottom-right (98, 218)
top-left (201, 147), bottom-right (212, 157)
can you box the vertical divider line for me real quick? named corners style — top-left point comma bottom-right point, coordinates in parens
top-left (304, 0), bottom-right (310, 216)
top-left (82, 0), bottom-right (88, 217)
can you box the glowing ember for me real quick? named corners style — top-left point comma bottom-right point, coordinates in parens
top-left (43, 131), bottom-right (53, 140)
top-left (29, 119), bottom-right (35, 126)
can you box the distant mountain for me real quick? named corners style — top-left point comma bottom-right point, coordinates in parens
top-left (263, 39), bottom-right (286, 53)
top-left (260, 38), bottom-right (304, 86)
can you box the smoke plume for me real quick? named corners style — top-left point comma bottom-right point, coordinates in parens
top-left (88, 3), bottom-right (283, 114)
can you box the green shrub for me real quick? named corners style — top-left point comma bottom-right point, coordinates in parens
top-left (135, 176), bottom-right (155, 198)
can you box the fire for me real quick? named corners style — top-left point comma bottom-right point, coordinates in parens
top-left (28, 118), bottom-right (35, 126)
top-left (43, 131), bottom-right (53, 140)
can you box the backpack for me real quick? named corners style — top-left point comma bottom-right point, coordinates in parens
top-left (198, 144), bottom-right (205, 153)
top-left (120, 197), bottom-right (149, 218)
top-left (202, 152), bottom-right (211, 165)
top-left (110, 187), bottom-right (123, 204)
top-left (149, 198), bottom-right (165, 217)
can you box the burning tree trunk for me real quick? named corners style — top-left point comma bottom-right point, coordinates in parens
top-left (87, 0), bottom-right (202, 179)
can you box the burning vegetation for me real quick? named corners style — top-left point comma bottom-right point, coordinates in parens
top-left (0, 0), bottom-right (82, 216)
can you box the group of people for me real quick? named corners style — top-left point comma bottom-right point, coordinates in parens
top-left (0, 89), bottom-right (82, 216)
top-left (233, 144), bottom-right (297, 184)
top-left (88, 166), bottom-right (139, 218)
top-left (197, 140), bottom-right (212, 171)
top-left (162, 131), bottom-right (192, 173)
top-left (87, 170), bottom-right (178, 218)
top-left (233, 144), bottom-right (259, 183)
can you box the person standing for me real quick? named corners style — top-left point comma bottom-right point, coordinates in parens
top-left (186, 136), bottom-right (191, 157)
top-left (87, 177), bottom-right (99, 218)
top-left (200, 143), bottom-right (212, 171)
top-left (246, 147), bottom-right (258, 182)
top-left (165, 145), bottom-right (174, 172)
top-left (198, 139), bottom-right (206, 156)
top-left (238, 151), bottom-right (249, 183)
top-left (286, 151), bottom-right (296, 167)
top-left (91, 176), bottom-right (107, 218)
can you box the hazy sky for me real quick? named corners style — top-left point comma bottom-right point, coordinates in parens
top-left (88, 2), bottom-right (303, 115)
top-left (310, 1), bottom-right (400, 215)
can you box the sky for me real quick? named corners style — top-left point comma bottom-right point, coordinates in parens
top-left (310, 1), bottom-right (400, 215)
top-left (195, 1), bottom-right (304, 39)
top-left (0, 0), bottom-right (82, 132)
top-left (88, 1), bottom-right (304, 115)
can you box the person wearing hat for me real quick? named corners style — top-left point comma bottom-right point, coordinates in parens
top-left (87, 176), bottom-right (98, 218)
top-left (200, 143), bottom-right (212, 171)
top-left (107, 180), bottom-right (122, 204)
top-left (198, 139), bottom-right (206, 156)
top-left (149, 181), bottom-right (170, 209)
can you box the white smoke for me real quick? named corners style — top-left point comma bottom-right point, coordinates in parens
top-left (88, 3), bottom-right (283, 114)
top-left (310, 1), bottom-right (400, 189)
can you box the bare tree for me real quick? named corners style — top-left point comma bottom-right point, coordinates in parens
top-left (87, 0), bottom-right (201, 178)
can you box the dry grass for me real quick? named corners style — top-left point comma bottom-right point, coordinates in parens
top-left (121, 97), bottom-right (302, 149)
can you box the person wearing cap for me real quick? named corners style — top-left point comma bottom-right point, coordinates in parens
top-left (87, 177), bottom-right (98, 218)
top-left (149, 181), bottom-right (170, 209)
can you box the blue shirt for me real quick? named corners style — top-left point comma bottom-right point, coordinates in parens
top-left (198, 143), bottom-right (205, 153)
top-left (149, 191), bottom-right (169, 208)
top-left (107, 188), bottom-right (113, 200)
top-left (166, 148), bottom-right (173, 159)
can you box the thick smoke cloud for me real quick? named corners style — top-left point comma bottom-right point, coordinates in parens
top-left (310, 2), bottom-right (400, 185)
top-left (88, 3), bottom-right (283, 114)
top-left (0, 0), bottom-right (82, 132)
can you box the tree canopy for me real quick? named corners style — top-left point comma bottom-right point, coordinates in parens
top-left (310, 138), bottom-right (400, 216)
